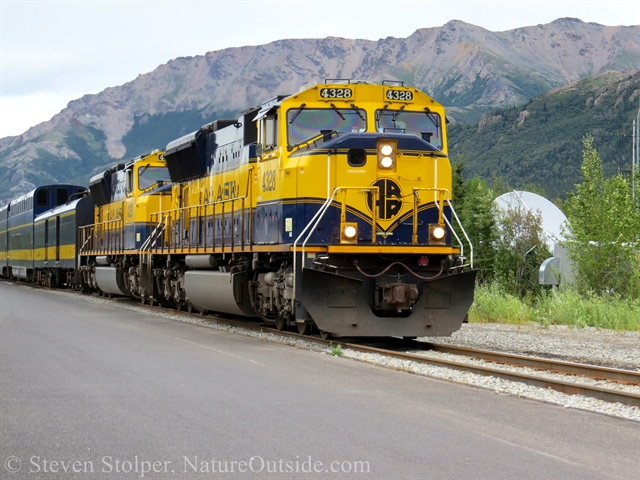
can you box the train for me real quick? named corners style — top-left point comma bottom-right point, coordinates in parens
top-left (0, 80), bottom-right (476, 338)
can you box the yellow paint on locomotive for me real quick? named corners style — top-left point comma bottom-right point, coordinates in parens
top-left (167, 155), bottom-right (256, 254)
top-left (259, 82), bottom-right (453, 238)
top-left (155, 82), bottom-right (459, 255)
top-left (89, 151), bottom-right (172, 254)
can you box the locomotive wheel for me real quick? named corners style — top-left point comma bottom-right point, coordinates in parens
top-left (320, 330), bottom-right (332, 340)
top-left (275, 314), bottom-right (288, 331)
top-left (296, 321), bottom-right (312, 335)
top-left (186, 302), bottom-right (194, 314)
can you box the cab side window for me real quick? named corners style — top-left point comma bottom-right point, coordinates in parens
top-left (260, 113), bottom-right (278, 151)
top-left (56, 188), bottom-right (68, 206)
top-left (36, 188), bottom-right (48, 207)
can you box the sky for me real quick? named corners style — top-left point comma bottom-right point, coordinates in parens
top-left (1, 0), bottom-right (639, 138)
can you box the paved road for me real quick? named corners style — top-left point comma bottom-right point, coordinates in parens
top-left (1, 281), bottom-right (638, 479)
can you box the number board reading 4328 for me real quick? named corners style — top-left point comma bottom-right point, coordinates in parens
top-left (385, 89), bottom-right (413, 102)
top-left (319, 87), bottom-right (353, 100)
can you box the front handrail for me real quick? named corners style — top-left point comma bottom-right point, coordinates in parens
top-left (293, 185), bottom-right (378, 308)
top-left (411, 187), bottom-right (474, 269)
top-left (292, 187), bottom-right (341, 308)
top-left (412, 187), bottom-right (448, 244)
top-left (446, 199), bottom-right (474, 269)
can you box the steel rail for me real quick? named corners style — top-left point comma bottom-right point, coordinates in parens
top-left (423, 343), bottom-right (640, 385)
top-left (338, 341), bottom-right (640, 407)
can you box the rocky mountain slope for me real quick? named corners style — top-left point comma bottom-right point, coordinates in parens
top-left (1, 18), bottom-right (638, 203)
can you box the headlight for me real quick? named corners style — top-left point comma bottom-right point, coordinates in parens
top-left (377, 141), bottom-right (396, 169)
top-left (344, 225), bottom-right (357, 238)
top-left (429, 224), bottom-right (446, 245)
top-left (432, 226), bottom-right (445, 239)
top-left (341, 222), bottom-right (358, 244)
top-left (380, 156), bottom-right (394, 168)
top-left (380, 144), bottom-right (393, 156)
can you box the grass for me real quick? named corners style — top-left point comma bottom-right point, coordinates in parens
top-left (330, 344), bottom-right (344, 357)
top-left (469, 282), bottom-right (640, 331)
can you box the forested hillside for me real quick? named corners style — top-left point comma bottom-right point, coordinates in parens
top-left (448, 70), bottom-right (640, 199)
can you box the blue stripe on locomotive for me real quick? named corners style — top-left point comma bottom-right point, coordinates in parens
top-left (253, 200), bottom-right (451, 245)
top-left (167, 200), bottom-right (451, 248)
top-left (124, 223), bottom-right (155, 250)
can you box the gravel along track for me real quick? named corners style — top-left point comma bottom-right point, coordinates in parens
top-left (419, 323), bottom-right (640, 371)
top-left (29, 287), bottom-right (640, 422)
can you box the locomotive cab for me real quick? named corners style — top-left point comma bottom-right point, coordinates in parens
top-left (250, 81), bottom-right (476, 336)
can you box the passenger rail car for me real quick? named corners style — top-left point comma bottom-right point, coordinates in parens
top-left (0, 204), bottom-right (9, 277)
top-left (33, 193), bottom-right (95, 287)
top-left (126, 81), bottom-right (477, 338)
top-left (5, 185), bottom-right (87, 281)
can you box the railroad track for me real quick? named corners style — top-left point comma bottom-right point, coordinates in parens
top-left (14, 282), bottom-right (640, 408)
top-left (349, 339), bottom-right (640, 407)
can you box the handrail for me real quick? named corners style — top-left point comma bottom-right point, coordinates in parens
top-left (79, 226), bottom-right (94, 253)
top-left (412, 187), bottom-right (448, 244)
top-left (292, 187), bottom-right (341, 308)
top-left (446, 199), bottom-right (474, 269)
top-left (149, 193), bottom-right (251, 253)
top-left (78, 219), bottom-right (124, 255)
top-left (140, 215), bottom-right (167, 252)
top-left (410, 187), bottom-right (474, 269)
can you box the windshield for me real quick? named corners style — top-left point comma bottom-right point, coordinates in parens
top-left (287, 107), bottom-right (366, 147)
top-left (376, 110), bottom-right (443, 149)
top-left (139, 166), bottom-right (170, 190)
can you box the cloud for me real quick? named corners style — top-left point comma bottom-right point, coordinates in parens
top-left (0, 50), bottom-right (74, 94)
top-left (0, 92), bottom-right (71, 137)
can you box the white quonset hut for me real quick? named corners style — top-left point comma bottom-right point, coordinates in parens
top-left (494, 190), bottom-right (574, 286)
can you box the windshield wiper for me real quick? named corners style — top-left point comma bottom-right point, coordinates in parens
top-left (330, 103), bottom-right (345, 120)
top-left (350, 103), bottom-right (365, 121)
top-left (375, 104), bottom-right (389, 121)
top-left (424, 107), bottom-right (440, 128)
top-left (392, 105), bottom-right (406, 122)
top-left (289, 103), bottom-right (306, 124)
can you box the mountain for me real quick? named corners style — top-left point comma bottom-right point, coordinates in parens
top-left (1, 18), bottom-right (639, 203)
top-left (448, 69), bottom-right (640, 199)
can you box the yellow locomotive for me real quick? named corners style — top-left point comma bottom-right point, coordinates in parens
top-left (79, 150), bottom-right (172, 298)
top-left (81, 80), bottom-right (476, 338)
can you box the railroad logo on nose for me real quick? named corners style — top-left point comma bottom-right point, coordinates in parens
top-left (367, 179), bottom-right (403, 220)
